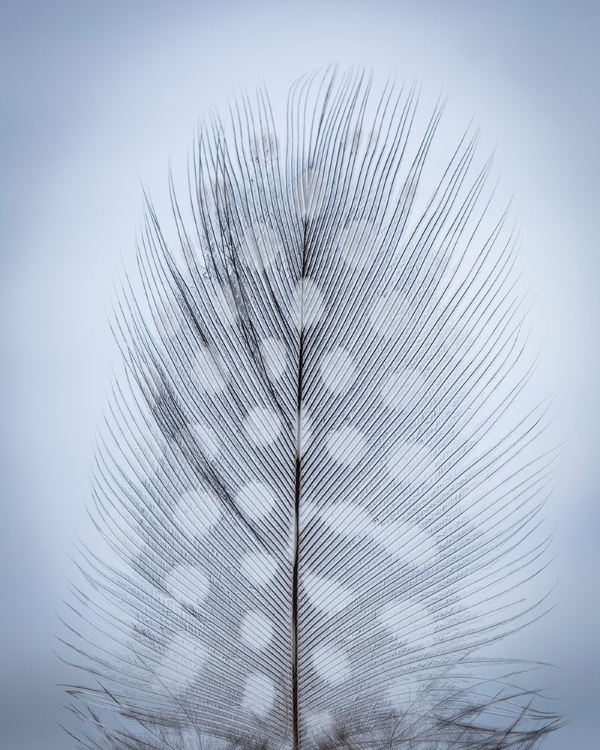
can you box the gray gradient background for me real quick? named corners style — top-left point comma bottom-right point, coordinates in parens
top-left (1, 1), bottom-right (598, 748)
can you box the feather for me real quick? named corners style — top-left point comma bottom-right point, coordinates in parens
top-left (60, 69), bottom-right (562, 749)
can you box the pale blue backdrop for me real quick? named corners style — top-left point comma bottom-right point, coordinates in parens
top-left (1, 1), bottom-right (598, 748)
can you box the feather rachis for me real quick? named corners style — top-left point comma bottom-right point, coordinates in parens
top-left (61, 69), bottom-right (562, 748)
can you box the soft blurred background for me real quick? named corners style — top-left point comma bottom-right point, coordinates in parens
top-left (1, 1), bottom-right (598, 748)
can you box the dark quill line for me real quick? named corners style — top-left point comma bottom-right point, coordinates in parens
top-left (291, 221), bottom-right (308, 750)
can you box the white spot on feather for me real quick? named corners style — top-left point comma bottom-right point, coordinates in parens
top-left (310, 500), bottom-right (438, 569)
top-left (236, 481), bottom-right (277, 522)
top-left (261, 337), bottom-right (288, 379)
top-left (320, 347), bottom-right (357, 394)
top-left (345, 124), bottom-right (362, 154)
top-left (251, 131), bottom-right (279, 162)
top-left (326, 425), bottom-right (366, 466)
top-left (241, 552), bottom-right (278, 586)
top-left (241, 673), bottom-right (276, 717)
top-left (240, 611), bottom-right (273, 651)
top-left (374, 519), bottom-right (438, 568)
top-left (213, 284), bottom-right (238, 325)
top-left (303, 571), bottom-right (356, 615)
top-left (311, 644), bottom-right (350, 685)
top-left (242, 222), bottom-right (283, 271)
top-left (244, 406), bottom-right (282, 447)
top-left (193, 346), bottom-right (227, 393)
